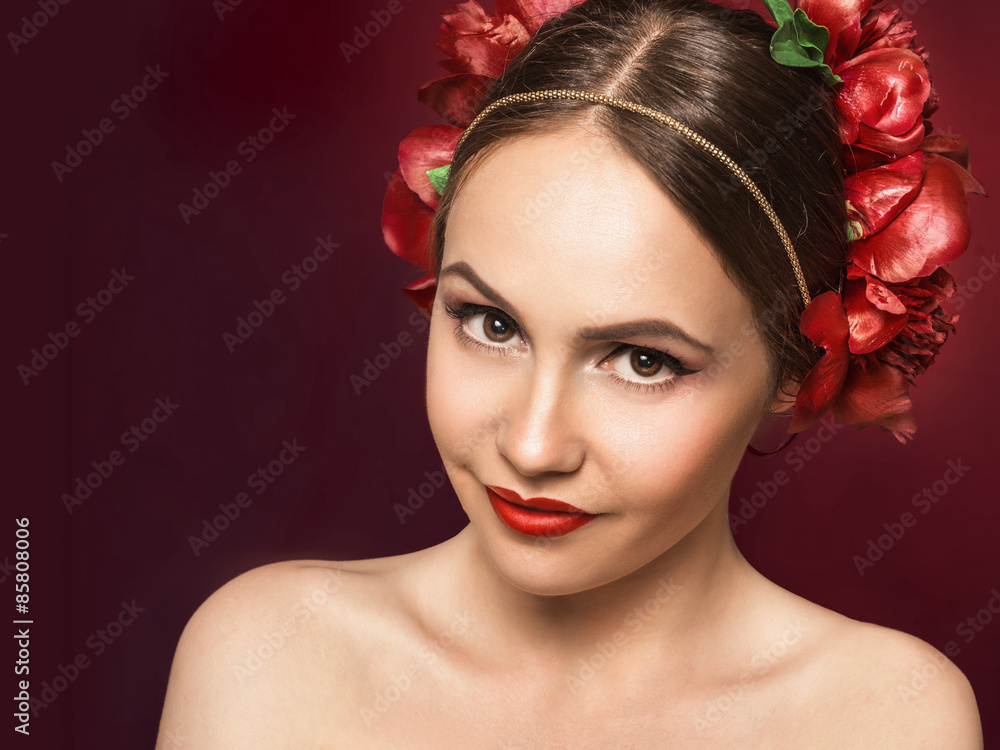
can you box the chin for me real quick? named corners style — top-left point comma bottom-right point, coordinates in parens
top-left (468, 513), bottom-right (656, 598)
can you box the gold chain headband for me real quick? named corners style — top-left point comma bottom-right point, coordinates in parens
top-left (454, 89), bottom-right (812, 308)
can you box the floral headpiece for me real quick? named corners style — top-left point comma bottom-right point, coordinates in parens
top-left (382, 0), bottom-right (984, 444)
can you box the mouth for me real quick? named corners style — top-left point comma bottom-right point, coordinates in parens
top-left (485, 485), bottom-right (598, 538)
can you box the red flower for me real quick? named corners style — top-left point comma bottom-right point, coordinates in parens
top-left (790, 3), bottom-right (940, 171)
top-left (849, 153), bottom-right (985, 284)
top-left (835, 47), bottom-right (931, 163)
top-left (791, 0), bottom-right (874, 69)
top-left (417, 0), bottom-right (582, 127)
top-left (381, 125), bottom-right (461, 272)
top-left (789, 292), bottom-right (851, 433)
top-left (857, 6), bottom-right (938, 121)
top-left (791, 289), bottom-right (918, 444)
top-left (856, 6), bottom-right (917, 54)
top-left (870, 267), bottom-right (959, 382)
top-left (387, 0), bottom-right (584, 311)
top-left (794, 260), bottom-right (964, 443)
top-left (844, 151), bottom-right (924, 241)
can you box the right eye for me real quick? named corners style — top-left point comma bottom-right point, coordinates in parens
top-left (444, 301), bottom-right (526, 354)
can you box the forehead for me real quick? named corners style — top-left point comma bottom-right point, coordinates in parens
top-left (443, 127), bottom-right (754, 344)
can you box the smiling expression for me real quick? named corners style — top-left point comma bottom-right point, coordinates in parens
top-left (425, 126), bottom-right (781, 596)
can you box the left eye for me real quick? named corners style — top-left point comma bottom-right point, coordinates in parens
top-left (604, 345), bottom-right (694, 384)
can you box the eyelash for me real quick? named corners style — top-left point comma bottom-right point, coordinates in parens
top-left (443, 300), bottom-right (700, 394)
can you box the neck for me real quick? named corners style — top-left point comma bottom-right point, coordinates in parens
top-left (438, 495), bottom-right (762, 679)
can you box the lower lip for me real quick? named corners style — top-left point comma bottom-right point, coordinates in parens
top-left (486, 488), bottom-right (597, 538)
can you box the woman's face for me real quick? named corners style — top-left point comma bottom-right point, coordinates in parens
top-left (426, 126), bottom-right (781, 596)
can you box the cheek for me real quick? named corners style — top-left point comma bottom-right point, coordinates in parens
top-left (425, 318), bottom-right (500, 472)
top-left (584, 398), bottom-right (730, 510)
top-left (586, 368), bottom-right (765, 516)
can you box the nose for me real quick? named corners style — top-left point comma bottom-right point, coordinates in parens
top-left (494, 362), bottom-right (585, 478)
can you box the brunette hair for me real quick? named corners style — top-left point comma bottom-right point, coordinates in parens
top-left (429, 0), bottom-right (848, 410)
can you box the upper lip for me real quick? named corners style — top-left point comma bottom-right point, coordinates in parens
top-left (486, 485), bottom-right (594, 515)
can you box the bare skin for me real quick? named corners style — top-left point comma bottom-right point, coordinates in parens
top-left (156, 126), bottom-right (982, 749)
top-left (155, 542), bottom-right (981, 748)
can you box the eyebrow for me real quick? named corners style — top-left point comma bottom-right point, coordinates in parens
top-left (438, 261), bottom-right (715, 355)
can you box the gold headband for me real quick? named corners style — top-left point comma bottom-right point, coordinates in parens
top-left (454, 89), bottom-right (812, 308)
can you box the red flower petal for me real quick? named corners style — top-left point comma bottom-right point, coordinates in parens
top-left (418, 73), bottom-right (494, 128)
top-left (403, 273), bottom-right (438, 316)
top-left (857, 8), bottom-right (917, 54)
top-left (832, 359), bottom-right (914, 443)
top-left (848, 154), bottom-right (978, 283)
top-left (790, 292), bottom-right (851, 434)
top-left (864, 275), bottom-right (906, 315)
top-left (398, 125), bottom-right (462, 209)
top-left (793, 0), bottom-right (874, 68)
top-left (440, 0), bottom-right (491, 34)
top-left (381, 170), bottom-right (434, 271)
top-left (436, 9), bottom-right (530, 79)
top-left (835, 48), bottom-right (930, 145)
top-left (845, 151), bottom-right (924, 237)
top-left (875, 267), bottom-right (958, 381)
top-left (854, 118), bottom-right (926, 160)
top-left (843, 276), bottom-right (906, 354)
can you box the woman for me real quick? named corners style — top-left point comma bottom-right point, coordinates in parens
top-left (156, 0), bottom-right (984, 745)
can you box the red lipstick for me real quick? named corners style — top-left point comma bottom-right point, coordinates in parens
top-left (485, 485), bottom-right (597, 538)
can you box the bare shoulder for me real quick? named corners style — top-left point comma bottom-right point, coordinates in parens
top-left (746, 575), bottom-right (982, 749)
top-left (832, 618), bottom-right (982, 748)
top-left (786, 595), bottom-right (983, 749)
top-left (154, 557), bottom-right (408, 749)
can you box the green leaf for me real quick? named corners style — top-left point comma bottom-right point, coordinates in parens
top-left (762, 0), bottom-right (843, 87)
top-left (426, 164), bottom-right (451, 196)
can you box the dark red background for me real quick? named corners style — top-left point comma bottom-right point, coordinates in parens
top-left (3, 0), bottom-right (997, 746)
